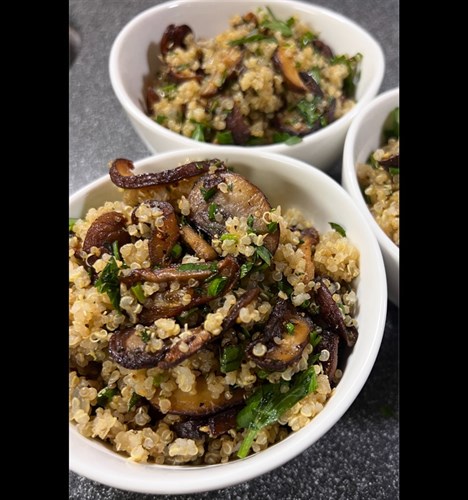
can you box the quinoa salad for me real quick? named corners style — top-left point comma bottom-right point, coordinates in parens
top-left (357, 107), bottom-right (399, 246)
top-left (69, 158), bottom-right (361, 464)
top-left (146, 6), bottom-right (362, 146)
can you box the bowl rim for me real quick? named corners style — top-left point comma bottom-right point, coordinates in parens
top-left (108, 0), bottom-right (385, 153)
top-left (69, 148), bottom-right (387, 494)
top-left (342, 87), bottom-right (399, 263)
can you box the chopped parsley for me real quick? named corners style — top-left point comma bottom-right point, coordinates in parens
top-left (95, 256), bottom-right (121, 311)
top-left (96, 387), bottom-right (119, 407)
top-left (207, 276), bottom-right (228, 297)
top-left (329, 222), bottom-right (346, 237)
top-left (285, 322), bottom-right (295, 335)
top-left (200, 186), bottom-right (217, 201)
top-left (130, 283), bottom-right (146, 303)
top-left (128, 392), bottom-right (142, 411)
top-left (208, 203), bottom-right (218, 221)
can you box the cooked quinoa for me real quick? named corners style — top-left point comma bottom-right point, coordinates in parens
top-left (69, 157), bottom-right (361, 464)
top-left (146, 7), bottom-right (362, 146)
top-left (357, 108), bottom-right (400, 246)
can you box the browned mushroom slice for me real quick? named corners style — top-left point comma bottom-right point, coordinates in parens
top-left (315, 329), bottom-right (339, 381)
top-left (324, 97), bottom-right (337, 125)
top-left (82, 211), bottom-right (130, 254)
top-left (147, 201), bottom-right (179, 266)
top-left (158, 326), bottom-right (212, 369)
top-left (378, 153), bottom-right (399, 170)
top-left (173, 406), bottom-right (241, 439)
top-left (225, 106), bottom-right (250, 145)
top-left (273, 47), bottom-right (307, 93)
top-left (222, 287), bottom-right (261, 330)
top-left (146, 86), bottom-right (160, 114)
top-left (312, 39), bottom-right (334, 59)
top-left (109, 158), bottom-right (226, 190)
top-left (151, 377), bottom-right (244, 416)
top-left (298, 228), bottom-right (320, 283)
top-left (199, 48), bottom-right (243, 98)
top-left (298, 71), bottom-right (324, 98)
top-left (246, 300), bottom-right (313, 371)
top-left (108, 327), bottom-right (166, 369)
top-left (180, 224), bottom-right (218, 261)
top-left (315, 277), bottom-right (358, 347)
top-left (120, 265), bottom-right (215, 286)
top-left (160, 24), bottom-right (193, 57)
top-left (188, 171), bottom-right (280, 255)
top-left (138, 256), bottom-right (240, 325)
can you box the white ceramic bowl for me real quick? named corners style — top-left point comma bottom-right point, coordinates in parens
top-left (69, 148), bottom-right (387, 494)
top-left (109, 0), bottom-right (385, 171)
top-left (342, 87), bottom-right (399, 305)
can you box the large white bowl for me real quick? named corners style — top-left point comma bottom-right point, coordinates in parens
top-left (69, 148), bottom-right (387, 494)
top-left (109, 0), bottom-right (384, 171)
top-left (342, 87), bottom-right (399, 305)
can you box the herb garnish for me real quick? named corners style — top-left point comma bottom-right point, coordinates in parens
top-left (329, 222), bottom-right (346, 237)
top-left (95, 256), bottom-right (121, 311)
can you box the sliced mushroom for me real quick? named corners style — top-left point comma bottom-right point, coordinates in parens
top-left (160, 24), bottom-right (193, 57)
top-left (222, 287), bottom-right (261, 330)
top-left (312, 39), bottom-right (334, 59)
top-left (146, 86), bottom-right (160, 115)
top-left (180, 224), bottom-right (218, 261)
top-left (119, 265), bottom-right (215, 287)
top-left (187, 171), bottom-right (280, 255)
top-left (138, 201), bottom-right (179, 267)
top-left (298, 227), bottom-right (320, 283)
top-left (173, 406), bottom-right (241, 439)
top-left (324, 97), bottom-right (337, 125)
top-left (378, 154), bottom-right (399, 170)
top-left (315, 277), bottom-right (358, 347)
top-left (151, 377), bottom-right (244, 417)
top-left (200, 48), bottom-right (243, 97)
top-left (315, 329), bottom-right (339, 381)
top-left (225, 105), bottom-right (250, 145)
top-left (82, 211), bottom-right (130, 254)
top-left (158, 326), bottom-right (212, 369)
top-left (246, 299), bottom-right (314, 371)
top-left (298, 71), bottom-right (324, 98)
top-left (138, 255), bottom-right (240, 325)
top-left (273, 47), bottom-right (307, 93)
top-left (108, 327), bottom-right (166, 370)
top-left (109, 158), bottom-right (226, 190)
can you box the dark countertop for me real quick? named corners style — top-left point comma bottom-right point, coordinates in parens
top-left (69, 1), bottom-right (399, 498)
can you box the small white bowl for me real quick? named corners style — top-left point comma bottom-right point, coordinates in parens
top-left (69, 148), bottom-right (387, 494)
top-left (342, 87), bottom-right (399, 305)
top-left (109, 0), bottom-right (384, 171)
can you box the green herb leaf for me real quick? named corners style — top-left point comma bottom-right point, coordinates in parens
top-left (215, 131), bottom-right (234, 144)
top-left (256, 369), bottom-right (269, 379)
top-left (333, 53), bottom-right (363, 99)
top-left (220, 233), bottom-right (238, 242)
top-left (95, 257), bottom-right (121, 311)
top-left (297, 98), bottom-right (320, 127)
top-left (178, 262), bottom-right (218, 272)
top-left (207, 276), bottom-right (228, 297)
top-left (170, 242), bottom-right (183, 259)
top-left (261, 19), bottom-right (293, 37)
top-left (161, 83), bottom-right (177, 98)
top-left (96, 387), bottom-right (119, 407)
top-left (285, 322), bottom-right (295, 334)
top-left (240, 261), bottom-right (254, 279)
top-left (229, 31), bottom-right (277, 46)
top-left (267, 221), bottom-right (278, 233)
top-left (300, 31), bottom-right (316, 48)
top-left (247, 214), bottom-right (255, 230)
top-left (220, 345), bottom-right (244, 373)
top-left (200, 186), bottom-right (217, 201)
top-left (208, 203), bottom-right (218, 222)
top-left (272, 131), bottom-right (302, 145)
top-left (140, 329), bottom-right (151, 343)
top-left (329, 222), bottom-right (346, 237)
top-left (236, 366), bottom-right (317, 458)
top-left (112, 241), bottom-right (121, 261)
top-left (153, 373), bottom-right (169, 387)
top-left (69, 218), bottom-right (78, 232)
top-left (278, 279), bottom-right (293, 297)
top-left (128, 392), bottom-right (142, 411)
top-left (155, 115), bottom-right (167, 124)
top-left (192, 123), bottom-right (205, 142)
top-left (131, 283), bottom-right (146, 303)
top-left (382, 107), bottom-right (399, 142)
top-left (389, 167), bottom-right (400, 176)
top-left (255, 246), bottom-right (272, 266)
top-left (309, 330), bottom-right (322, 347)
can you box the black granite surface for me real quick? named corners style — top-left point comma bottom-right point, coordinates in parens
top-left (69, 1), bottom-right (399, 498)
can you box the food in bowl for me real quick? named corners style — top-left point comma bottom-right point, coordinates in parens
top-left (69, 157), bottom-right (361, 465)
top-left (356, 108), bottom-right (399, 246)
top-left (146, 6), bottom-right (362, 146)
